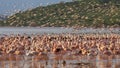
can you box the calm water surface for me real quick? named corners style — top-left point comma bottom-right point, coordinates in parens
top-left (0, 54), bottom-right (120, 68)
top-left (0, 27), bottom-right (119, 35)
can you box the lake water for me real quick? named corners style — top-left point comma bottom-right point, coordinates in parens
top-left (0, 54), bottom-right (120, 68)
top-left (0, 27), bottom-right (119, 35)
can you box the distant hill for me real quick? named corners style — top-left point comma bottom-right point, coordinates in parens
top-left (0, 0), bottom-right (120, 27)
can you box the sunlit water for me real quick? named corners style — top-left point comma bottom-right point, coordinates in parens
top-left (0, 27), bottom-right (120, 68)
top-left (0, 27), bottom-right (119, 35)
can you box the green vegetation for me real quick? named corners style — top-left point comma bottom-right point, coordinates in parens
top-left (0, 0), bottom-right (120, 27)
